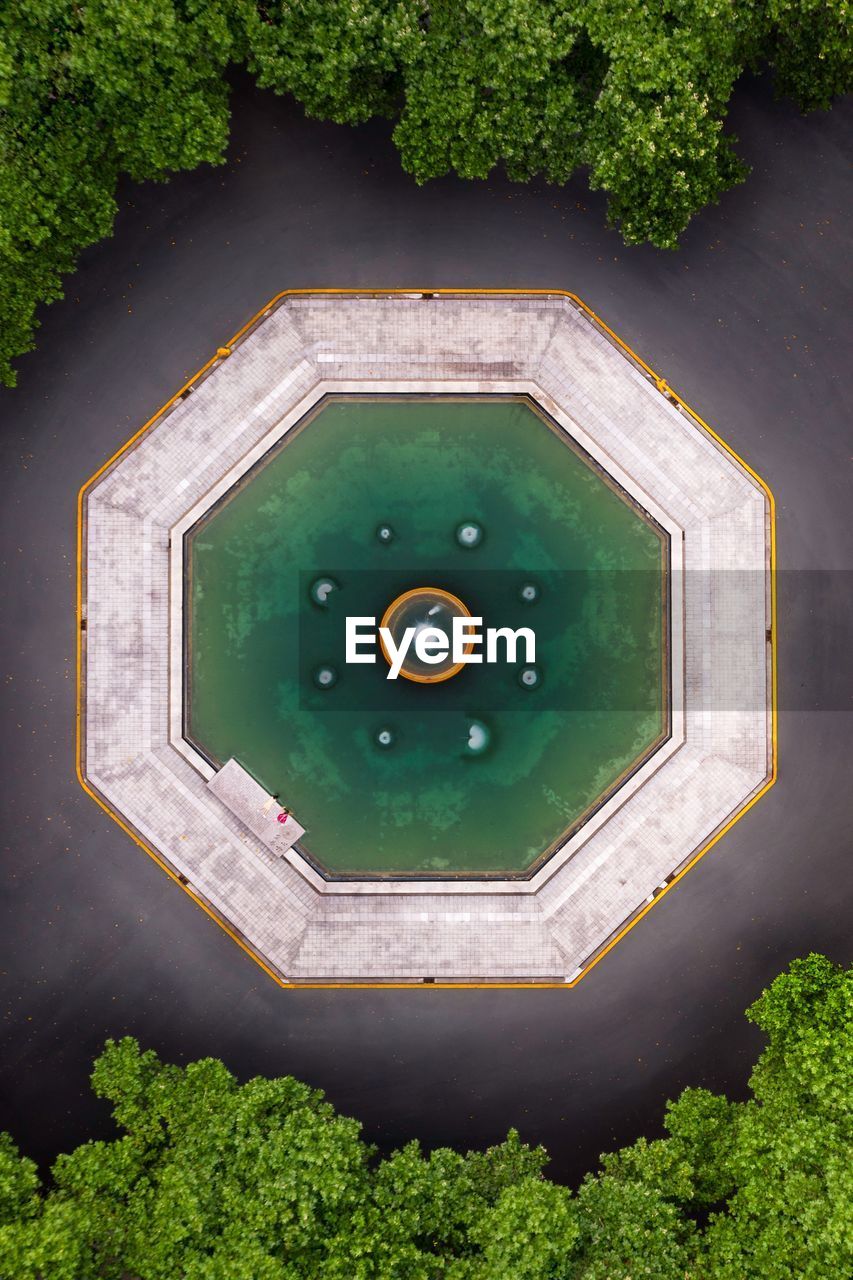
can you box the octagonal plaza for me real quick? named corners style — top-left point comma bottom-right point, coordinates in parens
top-left (78, 291), bottom-right (775, 986)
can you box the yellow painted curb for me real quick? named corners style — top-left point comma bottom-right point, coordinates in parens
top-left (76, 289), bottom-right (777, 991)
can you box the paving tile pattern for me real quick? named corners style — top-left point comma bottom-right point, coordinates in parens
top-left (82, 294), bottom-right (772, 982)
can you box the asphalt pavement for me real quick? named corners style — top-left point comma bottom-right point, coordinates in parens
top-left (1, 73), bottom-right (850, 1186)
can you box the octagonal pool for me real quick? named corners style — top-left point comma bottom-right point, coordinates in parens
top-left (186, 396), bottom-right (668, 877)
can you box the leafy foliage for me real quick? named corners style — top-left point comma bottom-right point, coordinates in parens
top-left (579, 0), bottom-right (755, 248)
top-left (702, 953), bottom-right (853, 1279)
top-left (0, 955), bottom-right (849, 1278)
top-left (242, 1), bottom-right (407, 125)
top-left (389, 2), bottom-right (601, 186)
top-left (573, 953), bottom-right (853, 1280)
top-left (0, 0), bottom-right (236, 386)
top-left (765, 0), bottom-right (853, 110)
top-left (1, 1), bottom-right (850, 384)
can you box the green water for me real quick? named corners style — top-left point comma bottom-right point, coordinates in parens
top-left (188, 397), bottom-right (667, 876)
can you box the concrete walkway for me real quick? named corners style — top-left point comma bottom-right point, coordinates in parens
top-left (81, 293), bottom-right (772, 982)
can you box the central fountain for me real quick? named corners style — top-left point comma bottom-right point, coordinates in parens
top-left (379, 586), bottom-right (473, 683)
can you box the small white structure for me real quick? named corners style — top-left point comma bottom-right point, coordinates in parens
top-left (207, 758), bottom-right (305, 856)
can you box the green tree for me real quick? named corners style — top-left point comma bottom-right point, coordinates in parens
top-left (579, 0), bottom-right (757, 248)
top-left (390, 2), bottom-right (602, 186)
top-left (702, 953), bottom-right (853, 1279)
top-left (765, 0), bottom-right (853, 110)
top-left (579, 953), bottom-right (852, 1280)
top-left (0, 0), bottom-right (236, 387)
top-left (54, 1042), bottom-right (377, 1278)
top-left (0, 1038), bottom-right (567, 1278)
top-left (0, 1133), bottom-right (41, 1278)
top-left (0, 955), bottom-right (849, 1277)
top-left (242, 0), bottom-right (408, 126)
top-left (1, 2), bottom-right (851, 386)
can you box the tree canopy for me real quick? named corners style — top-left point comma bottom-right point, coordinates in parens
top-left (0, 1), bottom-right (850, 385)
top-left (0, 954), bottom-right (850, 1278)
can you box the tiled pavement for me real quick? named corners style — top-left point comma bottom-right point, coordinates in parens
top-left (81, 293), bottom-right (773, 983)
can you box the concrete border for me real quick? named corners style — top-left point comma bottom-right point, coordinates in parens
top-left (170, 385), bottom-right (684, 893)
top-left (77, 291), bottom-right (775, 985)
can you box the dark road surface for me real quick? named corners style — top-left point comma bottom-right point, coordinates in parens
top-left (1, 75), bottom-right (851, 1187)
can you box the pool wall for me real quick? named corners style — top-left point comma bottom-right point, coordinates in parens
top-left (181, 392), bottom-right (673, 881)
